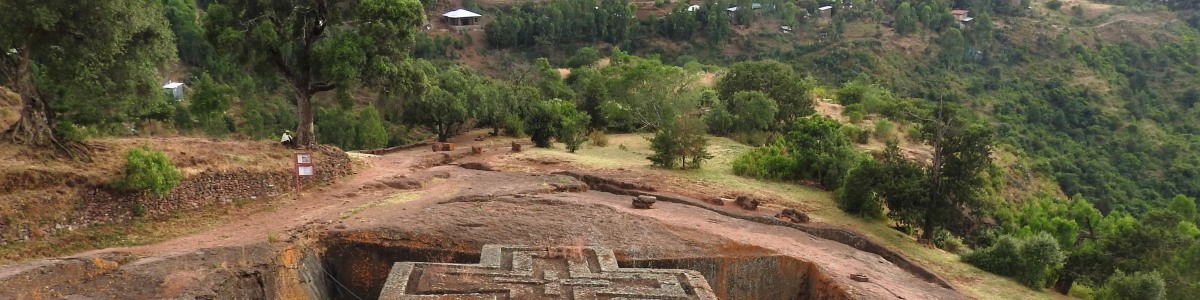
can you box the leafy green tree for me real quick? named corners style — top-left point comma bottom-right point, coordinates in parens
top-left (895, 2), bottom-right (918, 36)
top-left (545, 99), bottom-right (591, 152)
top-left (1095, 270), bottom-right (1166, 300)
top-left (649, 116), bottom-right (711, 169)
top-left (356, 106), bottom-right (388, 149)
top-left (836, 158), bottom-right (887, 219)
top-left (717, 60), bottom-right (815, 126)
top-left (963, 232), bottom-right (1066, 289)
top-left (163, 0), bottom-right (214, 67)
top-left (410, 86), bottom-right (466, 143)
top-left (566, 47), bottom-right (602, 68)
top-left (535, 57), bottom-right (575, 100)
top-left (599, 56), bottom-right (701, 131)
top-left (704, 100), bottom-right (737, 135)
top-left (939, 28), bottom-right (967, 64)
top-left (189, 73), bottom-right (234, 120)
top-left (525, 99), bottom-right (580, 148)
top-left (204, 0), bottom-right (424, 146)
top-left (1167, 195), bottom-right (1197, 222)
top-left (0, 0), bottom-right (175, 148)
top-left (917, 104), bottom-right (993, 239)
top-left (728, 91), bottom-right (779, 133)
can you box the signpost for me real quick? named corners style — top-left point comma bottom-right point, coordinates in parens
top-left (294, 152), bottom-right (314, 194)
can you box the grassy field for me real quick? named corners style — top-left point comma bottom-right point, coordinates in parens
top-left (519, 133), bottom-right (1063, 300)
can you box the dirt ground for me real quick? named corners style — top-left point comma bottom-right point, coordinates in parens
top-left (0, 133), bottom-right (965, 299)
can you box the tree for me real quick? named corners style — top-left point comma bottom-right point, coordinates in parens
top-left (600, 56), bottom-right (701, 131)
top-left (962, 232), bottom-right (1066, 289)
top-left (405, 86), bottom-right (467, 142)
top-left (728, 91), bottom-right (778, 133)
top-left (204, 0), bottom-right (424, 147)
top-left (1167, 194), bottom-right (1197, 222)
top-left (525, 99), bottom-right (582, 148)
top-left (895, 2), bottom-right (918, 36)
top-left (555, 101), bottom-right (591, 152)
top-left (649, 116), bottom-right (711, 169)
top-left (356, 106), bottom-right (388, 149)
top-left (939, 28), bottom-right (967, 64)
top-left (917, 104), bottom-right (993, 239)
top-left (1095, 270), bottom-right (1166, 300)
top-left (0, 0), bottom-right (175, 149)
top-left (717, 60), bottom-right (815, 126)
top-left (190, 73), bottom-right (235, 120)
top-left (566, 47), bottom-right (601, 68)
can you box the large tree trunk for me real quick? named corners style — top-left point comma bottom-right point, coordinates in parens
top-left (2, 48), bottom-right (57, 147)
top-left (295, 91), bottom-right (315, 147)
top-left (1052, 274), bottom-right (1075, 294)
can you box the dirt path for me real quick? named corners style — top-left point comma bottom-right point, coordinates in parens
top-left (74, 148), bottom-right (430, 258)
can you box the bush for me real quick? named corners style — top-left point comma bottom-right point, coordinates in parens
top-left (589, 130), bottom-right (609, 147)
top-left (1095, 270), bottom-right (1166, 300)
top-left (845, 103), bottom-right (866, 123)
top-left (1046, 0), bottom-right (1063, 10)
top-left (502, 114), bottom-right (525, 137)
top-left (732, 145), bottom-right (796, 180)
top-left (113, 146), bottom-right (182, 196)
top-left (874, 119), bottom-right (894, 140)
top-left (835, 158), bottom-right (886, 219)
top-left (962, 232), bottom-right (1065, 289)
top-left (649, 117), bottom-right (712, 169)
top-left (933, 229), bottom-right (965, 252)
top-left (566, 47), bottom-right (601, 68)
top-left (735, 116), bottom-right (861, 188)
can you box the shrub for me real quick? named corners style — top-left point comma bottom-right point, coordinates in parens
top-left (933, 229), bottom-right (965, 252)
top-left (1094, 270), bottom-right (1165, 300)
top-left (962, 232), bottom-right (1065, 289)
top-left (1046, 0), bottom-right (1063, 10)
top-left (874, 119), bottom-right (894, 140)
top-left (113, 146), bottom-right (182, 196)
top-left (502, 114), bottom-right (525, 137)
top-left (835, 159), bottom-right (885, 219)
top-left (732, 145), bottom-right (796, 180)
top-left (649, 117), bottom-right (712, 169)
top-left (906, 124), bottom-right (923, 142)
top-left (589, 130), bottom-right (609, 147)
top-left (845, 103), bottom-right (866, 123)
top-left (566, 47), bottom-right (601, 68)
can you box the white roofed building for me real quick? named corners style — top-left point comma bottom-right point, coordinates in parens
top-left (442, 9), bottom-right (483, 30)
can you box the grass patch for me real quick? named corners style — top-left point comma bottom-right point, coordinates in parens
top-left (339, 191), bottom-right (424, 220)
top-left (519, 133), bottom-right (1056, 300)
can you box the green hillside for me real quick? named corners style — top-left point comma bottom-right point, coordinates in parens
top-left (3, 0), bottom-right (1200, 299)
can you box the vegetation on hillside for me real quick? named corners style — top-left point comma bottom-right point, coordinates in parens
top-left (5, 0), bottom-right (1200, 298)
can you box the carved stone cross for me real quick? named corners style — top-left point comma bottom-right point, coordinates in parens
top-left (379, 244), bottom-right (718, 299)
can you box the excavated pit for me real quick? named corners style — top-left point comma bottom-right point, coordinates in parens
top-left (300, 235), bottom-right (842, 300)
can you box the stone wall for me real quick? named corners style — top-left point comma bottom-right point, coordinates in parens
top-left (0, 145), bottom-right (352, 245)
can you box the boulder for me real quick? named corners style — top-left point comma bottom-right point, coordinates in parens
top-left (776, 208), bottom-right (810, 223)
top-left (735, 195), bottom-right (760, 211)
top-left (632, 195), bottom-right (656, 209)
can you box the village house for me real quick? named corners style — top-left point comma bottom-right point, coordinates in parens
top-left (442, 9), bottom-right (482, 30)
